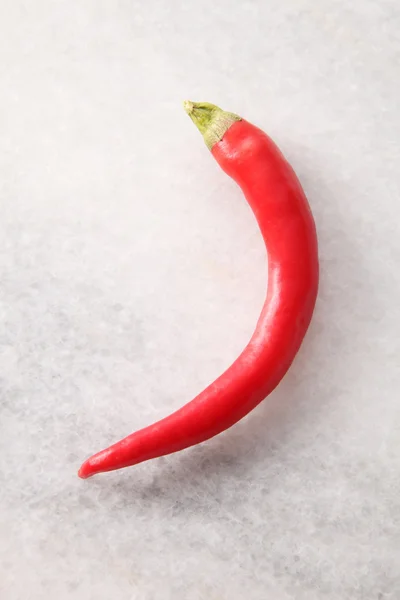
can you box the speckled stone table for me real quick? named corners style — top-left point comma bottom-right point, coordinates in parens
top-left (1, 1), bottom-right (399, 598)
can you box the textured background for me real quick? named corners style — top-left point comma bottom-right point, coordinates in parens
top-left (1, 1), bottom-right (399, 598)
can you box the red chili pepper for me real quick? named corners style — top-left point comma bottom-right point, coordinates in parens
top-left (78, 101), bottom-right (319, 478)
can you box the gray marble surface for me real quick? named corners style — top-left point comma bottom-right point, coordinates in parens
top-left (1, 1), bottom-right (400, 598)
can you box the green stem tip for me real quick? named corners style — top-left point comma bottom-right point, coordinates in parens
top-left (183, 101), bottom-right (241, 150)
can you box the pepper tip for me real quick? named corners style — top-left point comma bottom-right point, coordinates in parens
top-left (78, 462), bottom-right (92, 479)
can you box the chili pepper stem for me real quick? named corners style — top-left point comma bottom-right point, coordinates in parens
top-left (183, 100), bottom-right (241, 149)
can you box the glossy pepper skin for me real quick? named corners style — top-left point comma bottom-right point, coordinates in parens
top-left (78, 102), bottom-right (319, 478)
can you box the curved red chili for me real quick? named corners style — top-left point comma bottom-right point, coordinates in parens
top-left (78, 101), bottom-right (319, 478)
